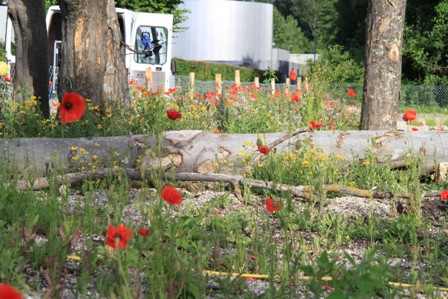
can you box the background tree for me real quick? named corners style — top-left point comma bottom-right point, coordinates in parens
top-left (8, 0), bottom-right (49, 117)
top-left (333, 0), bottom-right (368, 62)
top-left (273, 7), bottom-right (313, 53)
top-left (360, 0), bottom-right (407, 130)
top-left (403, 0), bottom-right (448, 84)
top-left (305, 45), bottom-right (364, 84)
top-left (274, 0), bottom-right (338, 55)
top-left (56, 0), bottom-right (128, 106)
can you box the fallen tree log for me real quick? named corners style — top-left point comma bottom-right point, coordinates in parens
top-left (1, 130), bottom-right (448, 178)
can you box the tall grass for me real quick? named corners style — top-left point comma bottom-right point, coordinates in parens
top-left (0, 80), bottom-right (447, 298)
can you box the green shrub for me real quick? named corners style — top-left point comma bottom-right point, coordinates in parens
top-left (172, 58), bottom-right (282, 82)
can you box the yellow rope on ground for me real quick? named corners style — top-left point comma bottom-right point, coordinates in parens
top-left (66, 256), bottom-right (448, 292)
top-left (67, 255), bottom-right (81, 262)
top-left (201, 270), bottom-right (448, 292)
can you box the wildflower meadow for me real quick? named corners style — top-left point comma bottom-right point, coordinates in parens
top-left (0, 75), bottom-right (448, 298)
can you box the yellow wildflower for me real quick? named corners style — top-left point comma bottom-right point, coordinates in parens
top-left (243, 140), bottom-right (254, 147)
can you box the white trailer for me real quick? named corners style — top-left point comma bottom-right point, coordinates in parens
top-left (46, 6), bottom-right (174, 91)
top-left (3, 5), bottom-right (174, 90)
top-left (0, 5), bottom-right (15, 72)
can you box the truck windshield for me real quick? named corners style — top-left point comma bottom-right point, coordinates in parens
top-left (134, 26), bottom-right (168, 65)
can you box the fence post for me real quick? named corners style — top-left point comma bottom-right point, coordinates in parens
top-left (297, 77), bottom-right (302, 91)
top-left (254, 77), bottom-right (259, 88)
top-left (189, 72), bottom-right (195, 99)
top-left (215, 73), bottom-right (222, 96)
top-left (271, 78), bottom-right (275, 95)
top-left (235, 70), bottom-right (240, 87)
top-left (145, 67), bottom-right (153, 92)
top-left (285, 78), bottom-right (290, 95)
top-left (304, 79), bottom-right (310, 93)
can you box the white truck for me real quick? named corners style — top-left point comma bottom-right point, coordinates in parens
top-left (1, 5), bottom-right (175, 91)
top-left (0, 5), bottom-right (15, 68)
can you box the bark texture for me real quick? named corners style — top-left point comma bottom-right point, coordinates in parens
top-left (361, 0), bottom-right (407, 130)
top-left (7, 0), bottom-right (49, 117)
top-left (1, 130), bottom-right (447, 178)
top-left (57, 0), bottom-right (129, 106)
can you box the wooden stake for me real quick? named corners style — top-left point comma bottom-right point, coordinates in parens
top-left (145, 67), bottom-right (153, 92)
top-left (189, 72), bottom-right (195, 99)
top-left (285, 78), bottom-right (290, 95)
top-left (235, 70), bottom-right (240, 87)
top-left (215, 73), bottom-right (222, 96)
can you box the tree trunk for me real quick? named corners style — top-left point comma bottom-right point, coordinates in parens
top-left (1, 130), bottom-right (447, 178)
top-left (360, 0), bottom-right (407, 130)
top-left (57, 0), bottom-right (129, 106)
top-left (7, 0), bottom-right (49, 118)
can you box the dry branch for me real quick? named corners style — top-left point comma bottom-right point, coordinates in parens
top-left (15, 168), bottom-right (441, 201)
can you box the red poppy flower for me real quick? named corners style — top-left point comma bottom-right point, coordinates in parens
top-left (291, 92), bottom-right (300, 103)
top-left (205, 91), bottom-right (215, 100)
top-left (135, 85), bottom-right (143, 91)
top-left (402, 110), bottom-right (417, 122)
top-left (48, 81), bottom-right (53, 87)
top-left (4, 75), bottom-right (11, 82)
top-left (161, 185), bottom-right (182, 205)
top-left (137, 228), bottom-right (151, 237)
top-left (441, 190), bottom-right (448, 201)
top-left (309, 120), bottom-right (323, 130)
top-left (105, 224), bottom-right (134, 249)
top-left (60, 92), bottom-right (86, 124)
top-left (322, 284), bottom-right (334, 291)
top-left (257, 145), bottom-right (270, 155)
top-left (266, 198), bottom-right (282, 213)
top-left (129, 78), bottom-right (135, 85)
top-left (289, 69), bottom-right (297, 81)
top-left (214, 129), bottom-right (221, 134)
top-left (329, 120), bottom-right (336, 130)
top-left (167, 109), bottom-right (182, 120)
top-left (411, 127), bottom-right (419, 131)
top-left (0, 283), bottom-right (23, 299)
top-left (347, 88), bottom-right (356, 98)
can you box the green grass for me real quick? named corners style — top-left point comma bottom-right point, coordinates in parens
top-left (0, 81), bottom-right (448, 298)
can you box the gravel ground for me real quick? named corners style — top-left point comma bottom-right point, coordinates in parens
top-left (17, 182), bottom-right (448, 298)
